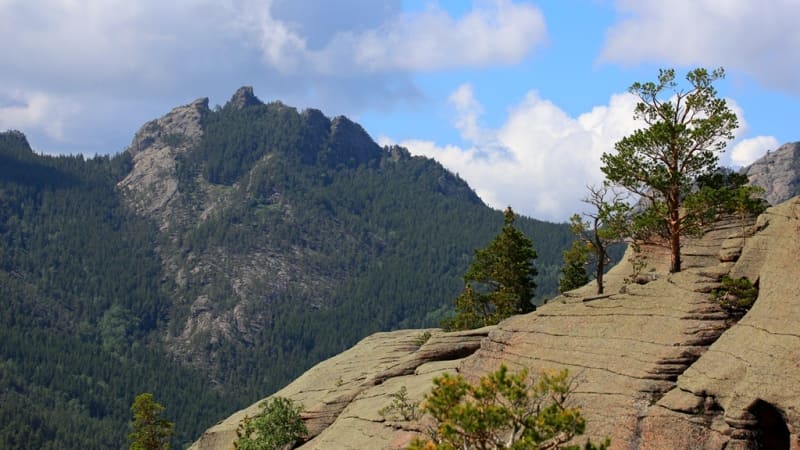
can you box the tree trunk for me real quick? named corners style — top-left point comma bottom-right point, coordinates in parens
top-left (668, 203), bottom-right (681, 273)
top-left (669, 230), bottom-right (681, 273)
top-left (596, 251), bottom-right (605, 294)
top-left (666, 182), bottom-right (682, 273)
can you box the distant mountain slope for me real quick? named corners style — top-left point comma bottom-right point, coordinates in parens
top-left (0, 131), bottom-right (228, 449)
top-left (118, 87), bottom-right (575, 401)
top-left (0, 88), bottom-right (577, 448)
top-left (742, 141), bottom-right (800, 205)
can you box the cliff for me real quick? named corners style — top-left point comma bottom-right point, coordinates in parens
top-left (742, 141), bottom-right (800, 206)
top-left (192, 196), bottom-right (800, 449)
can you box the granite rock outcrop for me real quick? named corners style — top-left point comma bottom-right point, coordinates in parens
top-left (192, 197), bottom-right (800, 449)
top-left (743, 141), bottom-right (800, 206)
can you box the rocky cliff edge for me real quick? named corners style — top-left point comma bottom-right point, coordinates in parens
top-left (192, 197), bottom-right (800, 449)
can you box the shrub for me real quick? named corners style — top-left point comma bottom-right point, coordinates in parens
top-left (379, 386), bottom-right (419, 421)
top-left (711, 276), bottom-right (758, 317)
top-left (234, 397), bottom-right (307, 450)
top-left (408, 365), bottom-right (609, 450)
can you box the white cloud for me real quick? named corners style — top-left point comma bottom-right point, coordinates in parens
top-left (235, 0), bottom-right (547, 74)
top-left (0, 91), bottom-right (80, 142)
top-left (0, 0), bottom-right (548, 154)
top-left (448, 84), bottom-right (490, 144)
top-left (387, 89), bottom-right (641, 222)
top-left (716, 98), bottom-right (777, 168)
top-left (730, 136), bottom-right (779, 167)
top-left (600, 0), bottom-right (800, 94)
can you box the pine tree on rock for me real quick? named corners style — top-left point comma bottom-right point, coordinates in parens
top-left (445, 207), bottom-right (537, 330)
top-left (559, 239), bottom-right (589, 293)
top-left (601, 67), bottom-right (738, 273)
top-left (129, 393), bottom-right (174, 450)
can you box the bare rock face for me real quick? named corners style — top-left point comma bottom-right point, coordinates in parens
top-left (191, 197), bottom-right (800, 449)
top-left (638, 197), bottom-right (800, 449)
top-left (458, 218), bottom-right (744, 448)
top-left (227, 86), bottom-right (263, 110)
top-left (190, 327), bottom-right (492, 450)
top-left (117, 97), bottom-right (209, 230)
top-left (742, 142), bottom-right (800, 206)
top-left (187, 201), bottom-right (800, 449)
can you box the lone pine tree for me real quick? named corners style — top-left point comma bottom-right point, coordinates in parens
top-left (445, 207), bottom-right (537, 329)
top-left (601, 68), bottom-right (738, 273)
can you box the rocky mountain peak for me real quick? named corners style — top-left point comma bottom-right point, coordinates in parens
top-left (742, 141), bottom-right (800, 205)
top-left (0, 129), bottom-right (30, 147)
top-left (325, 115), bottom-right (383, 168)
top-left (118, 97), bottom-right (209, 228)
top-left (226, 86), bottom-right (263, 109)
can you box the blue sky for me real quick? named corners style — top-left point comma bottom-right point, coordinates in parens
top-left (2, 0), bottom-right (798, 221)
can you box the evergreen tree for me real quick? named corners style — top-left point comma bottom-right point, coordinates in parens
top-left (601, 67), bottom-right (738, 273)
top-left (559, 240), bottom-right (589, 293)
top-left (445, 207), bottom-right (537, 329)
top-left (129, 393), bottom-right (174, 450)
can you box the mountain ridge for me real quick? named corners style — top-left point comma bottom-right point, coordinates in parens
top-left (0, 87), bottom-right (574, 448)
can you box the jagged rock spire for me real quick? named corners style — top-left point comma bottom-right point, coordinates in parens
top-left (227, 86), bottom-right (263, 109)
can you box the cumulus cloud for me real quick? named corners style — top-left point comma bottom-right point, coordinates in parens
top-left (0, 91), bottom-right (80, 142)
top-left (730, 136), bottom-right (779, 167)
top-left (386, 88), bottom-right (641, 221)
top-left (388, 85), bottom-right (774, 221)
top-left (0, 0), bottom-right (548, 154)
top-left (600, 0), bottom-right (800, 94)
top-left (716, 98), bottom-right (778, 168)
top-left (231, 0), bottom-right (547, 74)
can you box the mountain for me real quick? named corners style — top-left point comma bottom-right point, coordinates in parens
top-left (741, 141), bottom-right (800, 206)
top-left (0, 131), bottom-right (229, 448)
top-left (0, 87), bottom-right (577, 448)
top-left (118, 87), bottom-right (575, 397)
top-left (192, 196), bottom-right (800, 449)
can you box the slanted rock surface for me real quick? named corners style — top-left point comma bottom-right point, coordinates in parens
top-left (117, 96), bottom-right (209, 230)
top-left (191, 198), bottom-right (800, 450)
top-left (743, 141), bottom-right (800, 206)
top-left (638, 196), bottom-right (800, 449)
top-left (459, 215), bottom-right (746, 447)
top-left (190, 327), bottom-right (492, 450)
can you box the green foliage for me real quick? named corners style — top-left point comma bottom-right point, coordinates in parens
top-left (687, 168), bottom-right (767, 226)
top-left (379, 386), bottom-right (420, 421)
top-left (129, 393), bottom-right (174, 450)
top-left (559, 240), bottom-right (589, 293)
top-left (444, 208), bottom-right (538, 330)
top-left (710, 276), bottom-right (758, 318)
top-left (409, 365), bottom-right (609, 450)
top-left (622, 243), bottom-right (649, 286)
top-left (234, 397), bottom-right (307, 450)
top-left (0, 134), bottom-right (235, 449)
top-left (601, 67), bottom-right (739, 273)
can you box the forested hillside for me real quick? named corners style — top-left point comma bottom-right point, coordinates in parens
top-left (0, 131), bottom-right (228, 448)
top-left (0, 89), bottom-right (579, 448)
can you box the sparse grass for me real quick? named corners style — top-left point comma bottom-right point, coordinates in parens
top-left (378, 386), bottom-right (418, 421)
top-left (412, 331), bottom-right (432, 347)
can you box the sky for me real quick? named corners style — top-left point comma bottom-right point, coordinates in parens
top-left (2, 0), bottom-right (799, 222)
